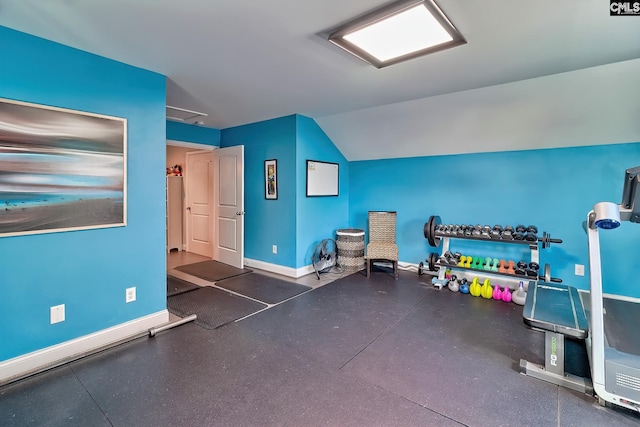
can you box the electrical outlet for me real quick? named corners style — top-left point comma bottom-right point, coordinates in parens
top-left (50, 304), bottom-right (65, 324)
top-left (272, 245), bottom-right (277, 254)
top-left (126, 287), bottom-right (136, 303)
top-left (575, 264), bottom-right (585, 276)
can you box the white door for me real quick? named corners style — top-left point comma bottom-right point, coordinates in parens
top-left (185, 150), bottom-right (214, 257)
top-left (213, 146), bottom-right (244, 268)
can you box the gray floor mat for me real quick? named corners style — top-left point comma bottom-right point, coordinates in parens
top-left (167, 286), bottom-right (266, 329)
top-left (175, 260), bottom-right (252, 282)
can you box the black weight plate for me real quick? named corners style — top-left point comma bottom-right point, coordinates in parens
top-left (424, 217), bottom-right (432, 239)
top-left (428, 215), bottom-right (441, 247)
top-left (428, 252), bottom-right (439, 272)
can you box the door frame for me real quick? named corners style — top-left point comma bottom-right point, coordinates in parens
top-left (166, 140), bottom-right (215, 256)
top-left (166, 140), bottom-right (245, 265)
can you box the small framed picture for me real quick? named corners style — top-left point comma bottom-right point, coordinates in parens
top-left (265, 159), bottom-right (277, 200)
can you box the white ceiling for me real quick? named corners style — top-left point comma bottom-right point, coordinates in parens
top-left (1, 0), bottom-right (639, 160)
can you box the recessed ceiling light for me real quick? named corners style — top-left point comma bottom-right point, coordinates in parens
top-left (328, 0), bottom-right (466, 68)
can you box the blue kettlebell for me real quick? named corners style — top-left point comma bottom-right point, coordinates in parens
top-left (459, 278), bottom-right (470, 294)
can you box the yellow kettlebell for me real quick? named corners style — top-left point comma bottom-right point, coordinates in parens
top-left (481, 278), bottom-right (493, 299)
top-left (470, 277), bottom-right (481, 297)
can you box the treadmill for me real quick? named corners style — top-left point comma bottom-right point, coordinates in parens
top-left (586, 165), bottom-right (640, 412)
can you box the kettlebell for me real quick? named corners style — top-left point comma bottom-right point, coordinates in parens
top-left (481, 279), bottom-right (493, 299)
top-left (459, 278), bottom-right (470, 294)
top-left (470, 277), bottom-right (481, 297)
top-left (501, 286), bottom-right (512, 303)
top-left (448, 278), bottom-right (460, 292)
top-left (512, 281), bottom-right (527, 305)
top-left (492, 283), bottom-right (502, 300)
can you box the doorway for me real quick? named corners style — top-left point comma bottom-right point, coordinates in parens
top-left (166, 141), bottom-right (245, 268)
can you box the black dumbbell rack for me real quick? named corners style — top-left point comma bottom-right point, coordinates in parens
top-left (421, 216), bottom-right (562, 290)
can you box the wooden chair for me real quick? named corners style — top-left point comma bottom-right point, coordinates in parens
top-left (365, 211), bottom-right (398, 279)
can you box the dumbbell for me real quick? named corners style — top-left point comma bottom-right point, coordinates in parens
top-left (470, 256), bottom-right (478, 269)
top-left (502, 226), bottom-right (514, 240)
top-left (516, 225), bottom-right (526, 233)
top-left (464, 256), bottom-right (472, 268)
top-left (481, 226), bottom-right (491, 239)
top-left (473, 256), bottom-right (484, 269)
top-left (498, 259), bottom-right (508, 273)
top-left (484, 256), bottom-right (493, 271)
top-left (507, 260), bottom-right (515, 275)
top-left (527, 262), bottom-right (539, 277)
top-left (450, 252), bottom-right (462, 266)
top-left (514, 260), bottom-right (528, 276)
top-left (491, 258), bottom-right (499, 272)
top-left (440, 251), bottom-right (454, 265)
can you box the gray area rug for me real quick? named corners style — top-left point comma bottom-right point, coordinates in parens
top-left (167, 286), bottom-right (267, 329)
top-left (216, 274), bottom-right (311, 304)
top-left (175, 260), bottom-right (252, 282)
top-left (167, 275), bottom-right (200, 297)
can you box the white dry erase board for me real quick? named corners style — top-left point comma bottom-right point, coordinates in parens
top-left (306, 160), bottom-right (339, 197)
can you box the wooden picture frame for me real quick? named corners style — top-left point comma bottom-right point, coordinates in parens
top-left (265, 159), bottom-right (277, 200)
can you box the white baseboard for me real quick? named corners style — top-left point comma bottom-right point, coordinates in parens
top-left (0, 310), bottom-right (169, 385)
top-left (244, 258), bottom-right (315, 278)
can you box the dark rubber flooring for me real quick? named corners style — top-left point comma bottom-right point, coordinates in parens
top-left (215, 273), bottom-right (311, 304)
top-left (1, 271), bottom-right (638, 426)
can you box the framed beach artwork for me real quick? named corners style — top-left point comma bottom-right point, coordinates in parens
top-left (0, 98), bottom-right (127, 238)
top-left (264, 159), bottom-right (277, 200)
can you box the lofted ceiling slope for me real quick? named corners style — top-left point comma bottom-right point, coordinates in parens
top-left (1, 1), bottom-right (639, 160)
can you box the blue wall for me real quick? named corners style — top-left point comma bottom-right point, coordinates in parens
top-left (166, 120), bottom-right (220, 146)
top-left (220, 115), bottom-right (349, 270)
top-left (221, 116), bottom-right (298, 267)
top-left (0, 27), bottom-right (167, 361)
top-left (296, 116), bottom-right (349, 267)
top-left (350, 142), bottom-right (640, 297)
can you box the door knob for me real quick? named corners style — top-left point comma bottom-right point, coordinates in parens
top-left (186, 207), bottom-right (191, 211)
